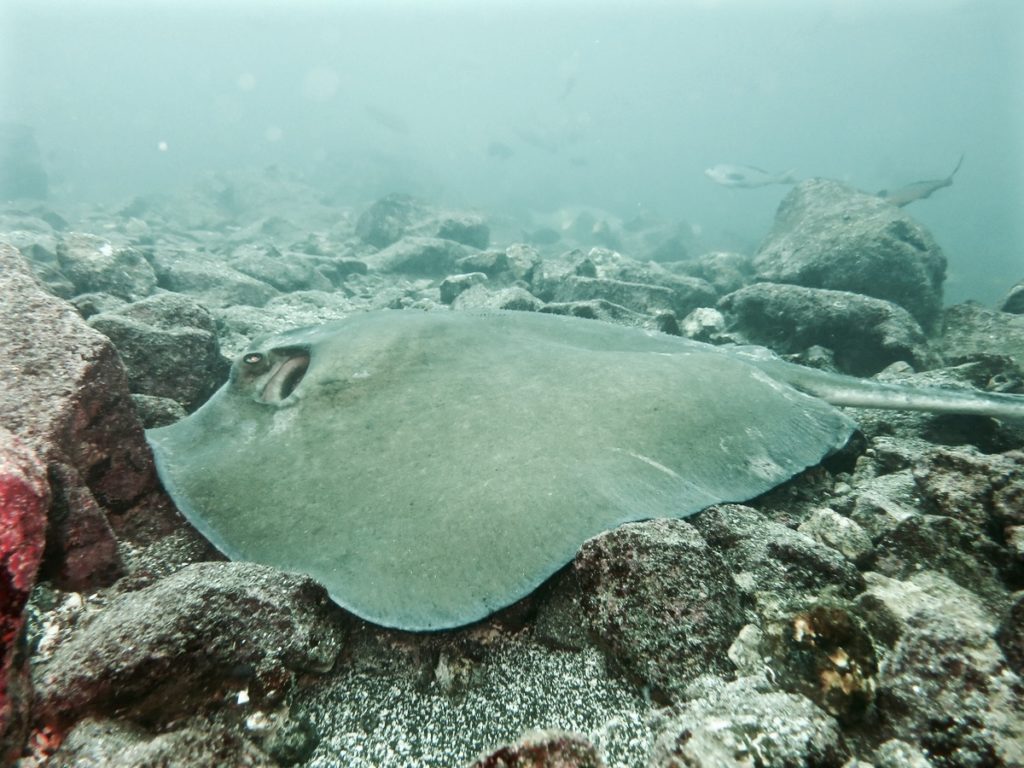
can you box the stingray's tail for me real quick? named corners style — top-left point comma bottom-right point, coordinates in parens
top-left (746, 353), bottom-right (1024, 422)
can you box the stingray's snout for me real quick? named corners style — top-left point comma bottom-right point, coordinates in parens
top-left (232, 346), bottom-right (311, 404)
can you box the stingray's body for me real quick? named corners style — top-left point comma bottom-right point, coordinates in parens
top-left (147, 310), bottom-right (1024, 630)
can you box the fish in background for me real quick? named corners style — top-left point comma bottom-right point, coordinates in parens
top-left (0, 122), bottom-right (49, 200)
top-left (363, 104), bottom-right (410, 135)
top-left (704, 163), bottom-right (798, 188)
top-left (878, 154), bottom-right (964, 207)
top-left (486, 141), bottom-right (515, 160)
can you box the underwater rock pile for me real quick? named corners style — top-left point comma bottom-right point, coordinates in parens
top-left (1, 174), bottom-right (1023, 767)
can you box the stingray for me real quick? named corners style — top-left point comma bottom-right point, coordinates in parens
top-left (146, 309), bottom-right (1024, 630)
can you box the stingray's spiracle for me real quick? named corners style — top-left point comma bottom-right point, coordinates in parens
top-left (260, 350), bottom-right (310, 403)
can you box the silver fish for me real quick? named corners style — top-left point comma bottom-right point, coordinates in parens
top-left (705, 164), bottom-right (798, 188)
top-left (879, 155), bottom-right (963, 207)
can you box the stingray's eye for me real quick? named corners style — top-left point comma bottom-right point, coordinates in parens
top-left (244, 353), bottom-right (264, 365)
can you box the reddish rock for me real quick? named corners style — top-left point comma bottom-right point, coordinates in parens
top-left (0, 427), bottom-right (49, 763)
top-left (0, 243), bottom-right (177, 591)
top-left (470, 731), bottom-right (603, 768)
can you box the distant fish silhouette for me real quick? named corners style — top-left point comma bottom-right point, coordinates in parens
top-left (704, 164), bottom-right (798, 188)
top-left (559, 73), bottom-right (577, 101)
top-left (363, 104), bottom-right (410, 135)
top-left (487, 141), bottom-right (515, 160)
top-left (515, 127), bottom-right (560, 154)
top-left (523, 226), bottom-right (561, 245)
top-left (878, 155), bottom-right (963, 207)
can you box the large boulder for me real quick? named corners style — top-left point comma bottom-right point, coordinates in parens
top-left (754, 179), bottom-right (946, 333)
top-left (0, 243), bottom-right (176, 591)
top-left (719, 282), bottom-right (931, 375)
top-left (87, 293), bottom-right (228, 411)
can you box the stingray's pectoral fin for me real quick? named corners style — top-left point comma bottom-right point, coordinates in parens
top-left (230, 345), bottom-right (311, 404)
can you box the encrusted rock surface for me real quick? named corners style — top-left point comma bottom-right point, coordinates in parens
top-left (871, 514), bottom-right (1010, 614)
top-left (912, 444), bottom-right (1024, 533)
top-left (452, 284), bottom-right (544, 312)
top-left (759, 601), bottom-right (877, 723)
top-left (440, 272), bottom-right (489, 305)
top-left (573, 519), bottom-right (744, 702)
top-left (33, 562), bottom-right (345, 728)
top-left (538, 275), bottom-right (714, 320)
top-left (669, 251), bottom-right (752, 296)
top-left (47, 717), bottom-right (279, 768)
top-left (997, 592), bottom-right (1024, 674)
top-left (858, 572), bottom-right (1024, 768)
top-left (355, 193), bottom-right (431, 248)
top-left (941, 301), bottom-right (1024, 368)
top-left (693, 505), bottom-right (866, 616)
top-left (650, 675), bottom-right (848, 768)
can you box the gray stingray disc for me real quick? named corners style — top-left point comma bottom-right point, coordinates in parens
top-left (146, 310), bottom-right (855, 630)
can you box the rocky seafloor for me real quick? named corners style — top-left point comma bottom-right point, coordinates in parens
top-left (1, 170), bottom-right (1023, 768)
